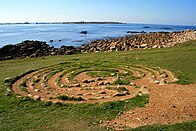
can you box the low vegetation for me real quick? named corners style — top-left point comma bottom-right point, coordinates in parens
top-left (56, 95), bottom-right (84, 101)
top-left (19, 79), bottom-right (28, 92)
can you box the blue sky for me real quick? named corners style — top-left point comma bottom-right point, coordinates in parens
top-left (0, 0), bottom-right (196, 25)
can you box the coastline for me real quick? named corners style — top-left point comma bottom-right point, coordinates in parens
top-left (0, 21), bottom-right (125, 25)
top-left (0, 30), bottom-right (196, 61)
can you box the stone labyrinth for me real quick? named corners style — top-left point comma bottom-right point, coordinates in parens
top-left (11, 61), bottom-right (178, 104)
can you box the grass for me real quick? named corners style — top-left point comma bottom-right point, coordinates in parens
top-left (113, 78), bottom-right (130, 85)
top-left (33, 77), bottom-right (40, 83)
top-left (88, 71), bottom-right (114, 77)
top-left (0, 40), bottom-right (196, 130)
top-left (44, 68), bottom-right (63, 82)
top-left (67, 67), bottom-right (119, 80)
top-left (56, 95), bottom-right (84, 101)
top-left (19, 79), bottom-right (28, 92)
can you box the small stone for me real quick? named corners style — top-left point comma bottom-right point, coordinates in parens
top-left (130, 82), bottom-right (136, 86)
top-left (81, 85), bottom-right (87, 87)
top-left (34, 89), bottom-right (40, 92)
top-left (140, 44), bottom-right (148, 48)
top-left (77, 93), bottom-right (83, 96)
top-left (173, 78), bottom-right (179, 82)
top-left (111, 73), bottom-right (115, 76)
top-left (28, 94), bottom-right (32, 97)
top-left (82, 80), bottom-right (90, 83)
top-left (33, 95), bottom-right (40, 101)
top-left (4, 77), bottom-right (12, 83)
top-left (73, 83), bottom-right (80, 87)
top-left (136, 117), bottom-right (141, 120)
top-left (105, 81), bottom-right (110, 85)
top-left (160, 74), bottom-right (168, 78)
top-left (96, 77), bottom-right (103, 81)
top-left (152, 45), bottom-right (158, 49)
top-left (98, 81), bottom-right (105, 86)
top-left (124, 71), bottom-right (129, 74)
top-left (151, 75), bottom-right (156, 78)
top-left (172, 105), bottom-right (176, 108)
top-left (90, 80), bottom-right (95, 82)
top-left (60, 84), bottom-right (64, 87)
top-left (98, 91), bottom-right (106, 94)
top-left (159, 79), bottom-right (166, 85)
top-left (113, 91), bottom-right (129, 97)
top-left (97, 96), bottom-right (104, 99)
top-left (83, 93), bottom-right (92, 96)
top-left (154, 80), bottom-right (160, 84)
top-left (55, 93), bottom-right (60, 95)
top-left (99, 120), bottom-right (103, 124)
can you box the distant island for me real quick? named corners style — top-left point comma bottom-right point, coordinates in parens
top-left (0, 21), bottom-right (125, 25)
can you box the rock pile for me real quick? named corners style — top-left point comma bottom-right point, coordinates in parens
top-left (0, 40), bottom-right (80, 60)
top-left (80, 30), bottom-right (196, 52)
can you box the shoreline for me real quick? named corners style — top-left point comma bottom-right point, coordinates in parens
top-left (0, 30), bottom-right (196, 61)
top-left (0, 21), bottom-right (125, 25)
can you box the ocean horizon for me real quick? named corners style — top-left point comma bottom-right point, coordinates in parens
top-left (0, 23), bottom-right (195, 48)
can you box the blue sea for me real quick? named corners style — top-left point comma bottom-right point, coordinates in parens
top-left (0, 23), bottom-right (195, 48)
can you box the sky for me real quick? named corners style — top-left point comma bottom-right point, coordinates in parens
top-left (0, 0), bottom-right (196, 25)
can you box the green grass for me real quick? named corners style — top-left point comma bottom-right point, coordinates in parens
top-left (33, 77), bottom-right (40, 83)
top-left (19, 78), bottom-right (28, 92)
top-left (44, 68), bottom-right (63, 82)
top-left (88, 71), bottom-right (114, 77)
top-left (113, 78), bottom-right (130, 85)
top-left (0, 40), bottom-right (196, 130)
top-left (56, 95), bottom-right (84, 101)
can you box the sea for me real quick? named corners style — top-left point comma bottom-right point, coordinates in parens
top-left (0, 23), bottom-right (195, 48)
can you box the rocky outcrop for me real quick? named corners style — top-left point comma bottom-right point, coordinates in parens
top-left (0, 40), bottom-right (80, 61)
top-left (80, 30), bottom-right (196, 53)
top-left (80, 31), bottom-right (88, 34)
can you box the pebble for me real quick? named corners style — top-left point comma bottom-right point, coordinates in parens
top-left (113, 91), bottom-right (129, 97)
top-left (160, 73), bottom-right (168, 78)
top-left (98, 91), bottom-right (106, 94)
top-left (33, 95), bottom-right (40, 101)
top-left (154, 80), bottom-right (160, 84)
top-left (111, 73), bottom-right (115, 76)
top-left (130, 82), bottom-right (136, 86)
top-left (82, 80), bottom-right (90, 83)
top-left (97, 96), bottom-right (104, 99)
top-left (28, 94), bottom-right (32, 97)
top-left (34, 89), bottom-right (40, 92)
top-left (98, 81), bottom-right (105, 85)
top-left (81, 84), bottom-right (87, 87)
top-left (173, 78), bottom-right (179, 82)
top-left (73, 83), bottom-right (80, 87)
top-left (159, 79), bottom-right (166, 85)
top-left (96, 77), bottom-right (103, 81)
top-left (105, 81), bottom-right (110, 85)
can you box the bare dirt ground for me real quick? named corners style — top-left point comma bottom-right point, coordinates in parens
top-left (11, 65), bottom-right (196, 129)
top-left (103, 67), bottom-right (196, 130)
